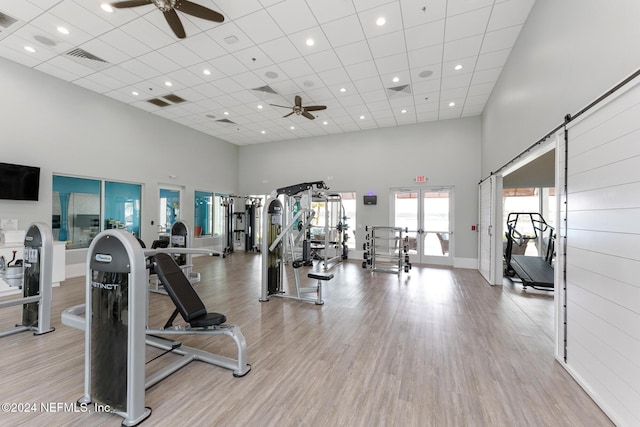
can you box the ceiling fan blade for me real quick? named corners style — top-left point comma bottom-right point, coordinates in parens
top-left (163, 9), bottom-right (186, 39)
top-left (303, 105), bottom-right (326, 112)
top-left (270, 104), bottom-right (292, 109)
top-left (283, 112), bottom-right (295, 118)
top-left (176, 0), bottom-right (225, 22)
top-left (302, 111), bottom-right (315, 120)
top-left (295, 95), bottom-right (302, 108)
top-left (110, 0), bottom-right (152, 8)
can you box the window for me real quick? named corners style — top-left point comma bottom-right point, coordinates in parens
top-left (340, 192), bottom-right (356, 249)
top-left (105, 181), bottom-right (141, 237)
top-left (159, 188), bottom-right (180, 233)
top-left (194, 191), bottom-right (213, 237)
top-left (213, 194), bottom-right (226, 236)
top-left (52, 175), bottom-right (101, 249)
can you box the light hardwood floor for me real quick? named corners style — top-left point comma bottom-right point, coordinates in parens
top-left (0, 253), bottom-right (612, 426)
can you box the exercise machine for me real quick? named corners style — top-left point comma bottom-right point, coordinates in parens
top-left (309, 193), bottom-right (349, 270)
top-left (61, 229), bottom-right (249, 426)
top-left (0, 222), bottom-right (55, 337)
top-left (504, 212), bottom-right (555, 290)
top-left (362, 226), bottom-right (412, 274)
top-left (244, 196), bottom-right (262, 252)
top-left (259, 181), bottom-right (334, 305)
top-left (221, 195), bottom-right (235, 254)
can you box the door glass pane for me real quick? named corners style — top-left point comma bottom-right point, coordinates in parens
top-left (105, 181), bottom-right (141, 237)
top-left (194, 191), bottom-right (213, 237)
top-left (52, 175), bottom-right (101, 249)
top-left (423, 191), bottom-right (450, 256)
top-left (159, 189), bottom-right (180, 233)
top-left (394, 192), bottom-right (418, 254)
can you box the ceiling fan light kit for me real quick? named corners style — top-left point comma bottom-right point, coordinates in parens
top-left (270, 95), bottom-right (327, 120)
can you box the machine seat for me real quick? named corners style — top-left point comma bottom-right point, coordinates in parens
top-left (154, 253), bottom-right (227, 328)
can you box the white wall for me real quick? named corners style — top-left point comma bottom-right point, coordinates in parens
top-left (482, 0), bottom-right (640, 177)
top-left (0, 58), bottom-right (238, 269)
top-left (238, 117), bottom-right (481, 264)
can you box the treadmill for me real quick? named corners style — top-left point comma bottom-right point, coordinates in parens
top-left (504, 212), bottom-right (555, 290)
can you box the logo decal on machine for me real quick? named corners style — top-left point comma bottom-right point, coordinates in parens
top-left (95, 254), bottom-right (112, 263)
top-left (91, 282), bottom-right (119, 290)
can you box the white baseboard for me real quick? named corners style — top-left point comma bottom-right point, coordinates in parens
top-left (454, 257), bottom-right (478, 269)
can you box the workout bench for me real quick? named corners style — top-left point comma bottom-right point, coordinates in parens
top-left (306, 272), bottom-right (334, 305)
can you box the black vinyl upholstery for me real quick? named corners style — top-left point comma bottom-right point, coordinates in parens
top-left (153, 253), bottom-right (226, 327)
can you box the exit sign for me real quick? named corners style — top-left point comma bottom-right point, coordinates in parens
top-left (415, 175), bottom-right (426, 183)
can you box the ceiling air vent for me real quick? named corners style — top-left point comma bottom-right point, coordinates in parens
top-left (162, 94), bottom-right (186, 104)
top-left (216, 118), bottom-right (236, 124)
top-left (252, 85), bottom-right (278, 95)
top-left (386, 84), bottom-right (412, 98)
top-left (0, 11), bottom-right (21, 40)
top-left (64, 47), bottom-right (110, 70)
top-left (147, 98), bottom-right (171, 107)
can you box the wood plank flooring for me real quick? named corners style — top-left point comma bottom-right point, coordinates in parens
top-left (0, 253), bottom-right (612, 426)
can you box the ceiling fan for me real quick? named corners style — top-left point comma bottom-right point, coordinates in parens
top-left (110, 0), bottom-right (224, 39)
top-left (271, 96), bottom-right (327, 120)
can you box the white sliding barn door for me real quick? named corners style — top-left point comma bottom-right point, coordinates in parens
top-left (563, 77), bottom-right (640, 426)
top-left (478, 175), bottom-right (502, 285)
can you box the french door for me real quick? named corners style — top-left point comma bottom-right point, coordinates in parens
top-left (392, 187), bottom-right (453, 266)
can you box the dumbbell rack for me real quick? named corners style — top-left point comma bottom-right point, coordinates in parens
top-left (362, 226), bottom-right (412, 274)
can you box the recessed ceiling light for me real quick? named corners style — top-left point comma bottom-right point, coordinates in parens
top-left (448, 102), bottom-right (456, 107)
top-left (224, 35), bottom-right (239, 45)
top-left (306, 38), bottom-right (315, 47)
top-left (203, 69), bottom-right (211, 76)
top-left (101, 3), bottom-right (113, 13)
top-left (290, 126), bottom-right (295, 130)
top-left (257, 104), bottom-right (263, 109)
top-left (340, 87), bottom-right (346, 93)
top-left (392, 76), bottom-right (400, 83)
top-left (359, 115), bottom-right (365, 120)
top-left (376, 17), bottom-right (386, 26)
top-left (224, 111), bottom-right (229, 115)
top-left (164, 81), bottom-right (172, 87)
top-left (261, 130), bottom-right (266, 134)
top-left (419, 70), bottom-right (433, 78)
top-left (132, 91), bottom-right (139, 96)
top-left (34, 35), bottom-right (56, 46)
top-left (401, 109), bottom-right (407, 114)
top-left (323, 121), bottom-right (328, 125)
top-left (57, 26), bottom-right (69, 35)
top-left (265, 71), bottom-right (279, 79)
top-left (454, 64), bottom-right (463, 71)
top-left (24, 46), bottom-right (36, 53)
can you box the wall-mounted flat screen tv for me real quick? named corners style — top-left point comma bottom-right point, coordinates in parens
top-left (0, 162), bottom-right (41, 201)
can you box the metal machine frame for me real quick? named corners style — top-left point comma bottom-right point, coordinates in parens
top-left (61, 229), bottom-right (249, 426)
top-left (0, 222), bottom-right (55, 338)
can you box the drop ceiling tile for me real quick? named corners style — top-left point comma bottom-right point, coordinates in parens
top-left (289, 26), bottom-right (331, 56)
top-left (367, 100), bottom-right (392, 112)
top-left (0, 0), bottom-right (44, 21)
top-left (278, 57), bottom-right (314, 78)
top-left (189, 62), bottom-right (225, 80)
top-left (49, 1), bottom-right (113, 37)
top-left (381, 71), bottom-right (410, 88)
top-left (410, 66), bottom-right (441, 84)
top-left (143, 9), bottom-right (203, 40)
top-left (400, 0), bottom-right (446, 28)
top-left (367, 30), bottom-right (405, 59)
top-left (445, 7), bottom-right (492, 42)
top-left (441, 86), bottom-right (469, 100)
top-left (375, 52), bottom-right (409, 75)
top-left (475, 48), bottom-right (511, 71)
top-left (441, 73), bottom-right (472, 90)
top-left (136, 50), bottom-right (182, 74)
top-left (306, 0), bottom-right (357, 24)
top-left (254, 64), bottom-right (289, 82)
top-left (466, 93), bottom-right (490, 106)
top-left (34, 60), bottom-right (82, 81)
top-left (166, 67), bottom-right (208, 87)
top-left (442, 56), bottom-right (476, 76)
top-left (234, 9), bottom-right (284, 44)
top-left (269, 80), bottom-right (302, 96)
top-left (212, 77), bottom-right (246, 94)
top-left (28, 12), bottom-right (94, 46)
top-left (334, 40), bottom-right (373, 66)
top-left (231, 70), bottom-right (265, 88)
top-left (305, 49), bottom-right (342, 73)
top-left (207, 21), bottom-right (254, 53)
top-left (405, 20), bottom-right (445, 51)
top-left (470, 67), bottom-right (502, 85)
top-left (361, 89), bottom-right (389, 103)
top-left (1, 33), bottom-right (57, 63)
top-left (487, 0), bottom-right (535, 32)
top-left (214, 0), bottom-right (264, 20)
top-left (94, 28), bottom-right (148, 59)
top-left (74, 75), bottom-right (114, 93)
top-left (358, 2), bottom-right (403, 39)
top-left (345, 60), bottom-right (378, 80)
top-left (339, 93), bottom-right (365, 107)
top-left (259, 36), bottom-right (301, 63)
top-left (118, 17), bottom-right (175, 50)
top-left (443, 34), bottom-right (483, 62)
top-left (480, 25), bottom-right (522, 54)
top-left (211, 53), bottom-right (249, 76)
top-left (467, 81), bottom-right (495, 96)
top-left (297, 75), bottom-right (324, 92)
top-left (232, 90), bottom-right (262, 104)
top-left (104, 88), bottom-right (139, 104)
top-left (321, 14), bottom-right (365, 48)
top-left (439, 109), bottom-right (462, 120)
top-left (101, 65), bottom-right (145, 86)
top-left (119, 58), bottom-right (160, 79)
top-left (352, 0), bottom-right (395, 13)
top-left (232, 45), bottom-right (275, 69)
top-left (446, 0), bottom-right (494, 17)
top-left (179, 32), bottom-right (227, 61)
top-left (158, 43), bottom-right (204, 68)
top-left (267, 0), bottom-right (318, 34)
top-left (412, 79), bottom-right (441, 96)
top-left (304, 87), bottom-right (335, 102)
top-left (11, 25), bottom-right (75, 56)
top-left (354, 76), bottom-right (383, 93)
top-left (407, 44), bottom-right (443, 69)
top-left (462, 104), bottom-right (484, 116)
